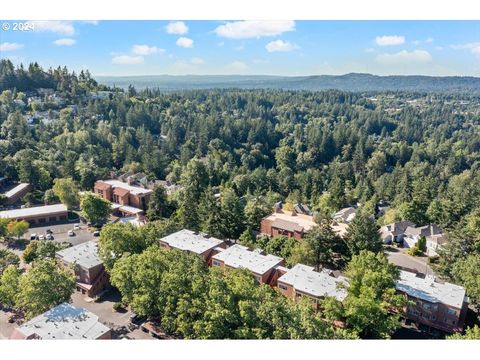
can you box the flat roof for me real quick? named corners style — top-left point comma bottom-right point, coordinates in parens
top-left (15, 303), bottom-right (110, 339)
top-left (118, 204), bottom-right (144, 214)
top-left (102, 180), bottom-right (152, 196)
top-left (396, 270), bottom-right (466, 309)
top-left (3, 183), bottom-right (29, 198)
top-left (278, 264), bottom-right (348, 301)
top-left (0, 204), bottom-right (67, 219)
top-left (56, 241), bottom-right (102, 269)
top-left (160, 229), bottom-right (224, 255)
top-left (212, 244), bottom-right (284, 275)
top-left (263, 211), bottom-right (316, 232)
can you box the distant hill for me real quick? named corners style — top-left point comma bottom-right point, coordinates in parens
top-left (95, 73), bottom-right (480, 92)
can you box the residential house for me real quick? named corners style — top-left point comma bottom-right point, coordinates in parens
top-left (380, 221), bottom-right (416, 244)
top-left (403, 224), bottom-right (443, 254)
top-left (94, 179), bottom-right (152, 215)
top-left (0, 204), bottom-right (68, 225)
top-left (211, 244), bottom-right (285, 286)
top-left (56, 241), bottom-right (109, 298)
top-left (277, 264), bottom-right (348, 309)
top-left (396, 270), bottom-right (468, 333)
top-left (159, 229), bottom-right (226, 265)
top-left (332, 206), bottom-right (357, 224)
top-left (10, 303), bottom-right (111, 340)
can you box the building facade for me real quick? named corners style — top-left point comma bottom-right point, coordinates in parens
top-left (0, 204), bottom-right (68, 226)
top-left (94, 179), bottom-right (152, 213)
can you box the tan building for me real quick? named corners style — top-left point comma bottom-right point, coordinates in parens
top-left (277, 264), bottom-right (348, 309)
top-left (2, 183), bottom-right (31, 204)
top-left (159, 229), bottom-right (226, 265)
top-left (94, 179), bottom-right (152, 215)
top-left (396, 270), bottom-right (468, 333)
top-left (56, 241), bottom-right (109, 298)
top-left (211, 244), bottom-right (285, 286)
top-left (10, 303), bottom-right (111, 340)
top-left (0, 204), bottom-right (68, 225)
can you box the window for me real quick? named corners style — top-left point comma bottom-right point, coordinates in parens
top-left (212, 260), bottom-right (222, 267)
top-left (447, 308), bottom-right (456, 316)
top-left (278, 283), bottom-right (288, 291)
top-left (422, 303), bottom-right (432, 310)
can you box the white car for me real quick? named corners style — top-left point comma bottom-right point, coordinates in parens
top-left (68, 230), bottom-right (75, 237)
top-left (38, 234), bottom-right (45, 240)
top-left (46, 234), bottom-right (54, 240)
top-left (73, 224), bottom-right (80, 230)
top-left (30, 233), bottom-right (37, 240)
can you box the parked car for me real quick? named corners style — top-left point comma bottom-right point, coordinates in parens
top-left (73, 224), bottom-right (80, 230)
top-left (30, 233), bottom-right (37, 240)
top-left (130, 313), bottom-right (146, 325)
top-left (45, 229), bottom-right (53, 234)
top-left (38, 234), bottom-right (45, 240)
top-left (46, 234), bottom-right (54, 240)
top-left (68, 230), bottom-right (75, 237)
top-left (93, 230), bottom-right (100, 237)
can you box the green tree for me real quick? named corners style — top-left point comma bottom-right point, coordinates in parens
top-left (7, 220), bottom-right (29, 240)
top-left (324, 251), bottom-right (406, 339)
top-left (16, 259), bottom-right (75, 319)
top-left (451, 255), bottom-right (480, 310)
top-left (0, 249), bottom-right (20, 274)
top-left (52, 178), bottom-right (79, 209)
top-left (0, 265), bottom-right (21, 308)
top-left (447, 325), bottom-right (480, 339)
top-left (22, 240), bottom-right (63, 264)
top-left (80, 192), bottom-right (111, 225)
top-left (146, 185), bottom-right (174, 220)
top-left (345, 213), bottom-right (382, 255)
top-left (219, 188), bottom-right (245, 240)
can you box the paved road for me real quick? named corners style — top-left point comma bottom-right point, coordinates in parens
top-left (0, 310), bottom-right (16, 339)
top-left (385, 248), bottom-right (434, 275)
top-left (27, 223), bottom-right (95, 247)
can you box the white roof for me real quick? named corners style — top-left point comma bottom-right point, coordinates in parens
top-left (118, 204), bottom-right (144, 214)
top-left (103, 180), bottom-right (152, 195)
top-left (3, 183), bottom-right (29, 198)
top-left (0, 204), bottom-right (67, 219)
top-left (396, 270), bottom-right (467, 309)
top-left (160, 229), bottom-right (224, 255)
top-left (16, 303), bottom-right (110, 339)
top-left (278, 264), bottom-right (348, 301)
top-left (212, 244), bottom-right (284, 275)
top-left (56, 241), bottom-right (102, 269)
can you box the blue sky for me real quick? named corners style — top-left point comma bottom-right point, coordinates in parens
top-left (1, 20), bottom-right (479, 76)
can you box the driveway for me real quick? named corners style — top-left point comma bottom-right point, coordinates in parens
top-left (70, 290), bottom-right (152, 340)
top-left (385, 247), bottom-right (434, 275)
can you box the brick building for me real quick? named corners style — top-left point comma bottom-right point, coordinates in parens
top-left (211, 244), bottom-right (285, 286)
top-left (0, 204), bottom-right (68, 226)
top-left (159, 229), bottom-right (226, 265)
top-left (395, 270), bottom-right (468, 333)
top-left (56, 241), bottom-right (109, 298)
top-left (10, 303), bottom-right (111, 340)
top-left (2, 183), bottom-right (31, 204)
top-left (94, 179), bottom-right (152, 215)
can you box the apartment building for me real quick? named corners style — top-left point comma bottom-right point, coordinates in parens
top-left (56, 241), bottom-right (109, 298)
top-left (0, 204), bottom-right (68, 225)
top-left (94, 179), bottom-right (152, 214)
top-left (159, 229), bottom-right (226, 265)
top-left (277, 264), bottom-right (348, 309)
top-left (10, 303), bottom-right (111, 340)
top-left (2, 183), bottom-right (31, 204)
top-left (395, 270), bottom-right (468, 333)
top-left (211, 244), bottom-right (285, 285)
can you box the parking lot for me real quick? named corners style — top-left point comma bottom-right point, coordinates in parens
top-left (27, 222), bottom-right (95, 247)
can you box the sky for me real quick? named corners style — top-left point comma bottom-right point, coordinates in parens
top-left (1, 20), bottom-right (479, 77)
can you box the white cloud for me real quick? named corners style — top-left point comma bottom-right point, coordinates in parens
top-left (176, 37), bottom-right (193, 48)
top-left (166, 21), bottom-right (188, 35)
top-left (53, 38), bottom-right (76, 46)
top-left (225, 61), bottom-right (249, 73)
top-left (412, 40), bottom-right (421, 46)
top-left (265, 40), bottom-right (298, 52)
top-left (215, 20), bottom-right (295, 39)
top-left (375, 35), bottom-right (405, 46)
top-left (29, 21), bottom-right (75, 35)
top-left (365, 48), bottom-right (376, 53)
top-left (191, 57), bottom-right (204, 65)
top-left (426, 37), bottom-right (434, 43)
top-left (253, 59), bottom-right (269, 64)
top-left (112, 55), bottom-right (144, 65)
top-left (132, 44), bottom-right (165, 55)
top-left (451, 42), bottom-right (480, 57)
top-left (82, 20), bottom-right (99, 25)
top-left (0, 42), bottom-right (24, 51)
top-left (375, 50), bottom-right (432, 65)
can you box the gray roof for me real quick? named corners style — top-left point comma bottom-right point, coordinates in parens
top-left (271, 218), bottom-right (304, 233)
top-left (404, 224), bottom-right (442, 237)
top-left (212, 244), bottom-right (284, 275)
top-left (56, 241), bottom-right (102, 269)
top-left (3, 183), bottom-right (29, 198)
top-left (160, 229), bottom-right (224, 255)
top-left (278, 264), bottom-right (348, 301)
top-left (396, 270), bottom-right (466, 309)
top-left (15, 303), bottom-right (110, 339)
top-left (0, 204), bottom-right (67, 219)
top-left (380, 220), bottom-right (416, 237)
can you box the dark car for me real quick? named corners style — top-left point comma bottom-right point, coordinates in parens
top-left (93, 230), bottom-right (100, 237)
top-left (45, 229), bottom-right (53, 234)
top-left (130, 313), bottom-right (146, 325)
